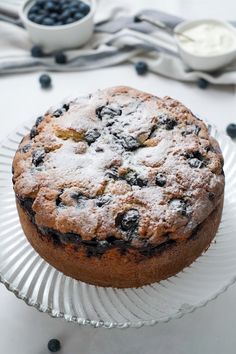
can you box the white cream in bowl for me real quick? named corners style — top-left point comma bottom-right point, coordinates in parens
top-left (175, 19), bottom-right (236, 71)
top-left (179, 22), bottom-right (236, 56)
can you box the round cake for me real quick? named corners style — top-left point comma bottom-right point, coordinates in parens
top-left (12, 86), bottom-right (225, 288)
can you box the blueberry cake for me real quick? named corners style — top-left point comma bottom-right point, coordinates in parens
top-left (12, 86), bottom-right (225, 288)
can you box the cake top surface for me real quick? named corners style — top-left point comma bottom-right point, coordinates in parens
top-left (13, 86), bottom-right (224, 248)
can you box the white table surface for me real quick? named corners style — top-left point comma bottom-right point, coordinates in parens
top-left (1, 1), bottom-right (236, 353)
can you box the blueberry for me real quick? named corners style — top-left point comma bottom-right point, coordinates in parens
top-left (182, 124), bottom-right (201, 136)
top-left (53, 5), bottom-right (61, 13)
top-left (30, 126), bottom-right (38, 139)
top-left (33, 15), bottom-right (45, 24)
top-left (21, 143), bottom-right (31, 153)
top-left (29, 5), bottom-right (40, 13)
top-left (53, 108), bottom-right (64, 117)
top-left (155, 173), bottom-right (166, 187)
top-left (55, 51), bottom-right (67, 64)
top-left (32, 149), bottom-right (45, 167)
top-left (55, 190), bottom-right (63, 206)
top-left (158, 114), bottom-right (177, 130)
top-left (45, 1), bottom-right (55, 11)
top-left (197, 78), bottom-right (209, 89)
top-left (56, 21), bottom-right (63, 26)
top-left (79, 2), bottom-right (90, 15)
top-left (188, 158), bottom-right (205, 168)
top-left (31, 45), bottom-right (44, 58)
top-left (96, 195), bottom-right (111, 207)
top-left (208, 192), bottom-right (215, 201)
top-left (35, 116), bottom-right (44, 127)
top-left (60, 232), bottom-right (81, 244)
top-left (95, 106), bottom-right (105, 119)
top-left (106, 235), bottom-right (117, 244)
top-left (63, 103), bottom-right (70, 111)
top-left (61, 3), bottom-right (69, 11)
top-left (39, 74), bottom-right (51, 89)
top-left (170, 199), bottom-right (187, 216)
top-left (135, 61), bottom-right (148, 75)
top-left (206, 145), bottom-right (214, 153)
top-left (50, 13), bottom-right (59, 19)
top-left (120, 136), bottom-right (140, 151)
top-left (125, 171), bottom-right (147, 187)
top-left (85, 129), bottom-right (101, 144)
top-left (65, 17), bottom-right (75, 24)
top-left (105, 167), bottom-right (119, 180)
top-left (96, 105), bottom-right (122, 120)
top-left (60, 0), bottom-right (69, 5)
top-left (74, 12), bottom-right (84, 21)
top-left (47, 339), bottom-right (61, 352)
top-left (226, 123), bottom-right (236, 139)
top-left (71, 0), bottom-right (82, 7)
top-left (60, 9), bottom-right (71, 20)
top-left (133, 15), bottom-right (142, 23)
top-left (28, 13), bottom-right (36, 22)
top-left (42, 17), bottom-right (55, 25)
top-left (115, 209), bottom-right (140, 231)
top-left (191, 151), bottom-right (204, 160)
top-left (67, 5), bottom-right (78, 16)
top-left (193, 125), bottom-right (201, 135)
top-left (37, 9), bottom-right (49, 16)
top-left (36, 0), bottom-right (46, 6)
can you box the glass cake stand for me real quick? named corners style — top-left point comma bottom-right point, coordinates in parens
top-left (0, 121), bottom-right (236, 329)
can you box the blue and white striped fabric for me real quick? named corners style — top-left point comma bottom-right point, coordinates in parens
top-left (1, 0), bottom-right (236, 84)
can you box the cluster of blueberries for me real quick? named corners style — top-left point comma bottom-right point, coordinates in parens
top-left (28, 0), bottom-right (90, 26)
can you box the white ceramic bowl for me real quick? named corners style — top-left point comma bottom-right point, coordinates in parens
top-left (20, 0), bottom-right (95, 52)
top-left (175, 19), bottom-right (236, 72)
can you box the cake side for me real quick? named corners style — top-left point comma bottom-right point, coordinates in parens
top-left (17, 196), bottom-right (224, 288)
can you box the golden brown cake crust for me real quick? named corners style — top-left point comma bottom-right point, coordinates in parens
top-left (17, 196), bottom-right (223, 288)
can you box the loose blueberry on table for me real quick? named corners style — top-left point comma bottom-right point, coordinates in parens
top-left (39, 73), bottom-right (52, 89)
top-left (55, 51), bottom-right (67, 64)
top-left (226, 123), bottom-right (236, 139)
top-left (47, 338), bottom-right (61, 352)
top-left (197, 78), bottom-right (209, 89)
top-left (31, 44), bottom-right (44, 57)
top-left (135, 61), bottom-right (149, 75)
top-left (133, 15), bottom-right (142, 23)
top-left (27, 0), bottom-right (90, 26)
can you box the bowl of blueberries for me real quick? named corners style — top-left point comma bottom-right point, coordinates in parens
top-left (20, 0), bottom-right (95, 51)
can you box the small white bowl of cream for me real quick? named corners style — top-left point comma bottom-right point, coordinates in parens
top-left (175, 19), bottom-right (236, 71)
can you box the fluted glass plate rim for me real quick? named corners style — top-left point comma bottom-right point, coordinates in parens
top-left (0, 119), bottom-right (235, 329)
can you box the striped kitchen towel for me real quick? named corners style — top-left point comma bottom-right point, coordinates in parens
top-left (1, 0), bottom-right (236, 84)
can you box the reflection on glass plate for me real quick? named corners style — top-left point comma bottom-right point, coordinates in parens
top-left (0, 121), bottom-right (236, 329)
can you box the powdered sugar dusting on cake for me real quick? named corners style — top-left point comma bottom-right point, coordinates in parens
top-left (13, 86), bottom-right (225, 245)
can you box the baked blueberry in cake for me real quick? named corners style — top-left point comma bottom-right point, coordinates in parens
top-left (12, 86), bottom-right (225, 288)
